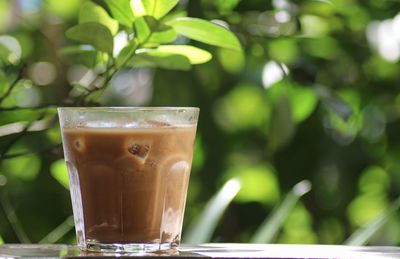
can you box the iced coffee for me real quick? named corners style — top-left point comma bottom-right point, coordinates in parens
top-left (58, 108), bottom-right (199, 253)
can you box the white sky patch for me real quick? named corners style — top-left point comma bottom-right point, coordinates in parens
top-left (262, 61), bottom-right (289, 89)
top-left (221, 179), bottom-right (241, 200)
top-left (30, 62), bottom-right (57, 86)
top-left (366, 13), bottom-right (400, 62)
top-left (273, 0), bottom-right (291, 10)
top-left (0, 35), bottom-right (21, 62)
top-left (113, 31), bottom-right (128, 57)
top-left (211, 19), bottom-right (230, 29)
top-left (275, 10), bottom-right (291, 23)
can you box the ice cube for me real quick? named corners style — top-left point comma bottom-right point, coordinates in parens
top-left (128, 143), bottom-right (150, 163)
top-left (73, 138), bottom-right (85, 152)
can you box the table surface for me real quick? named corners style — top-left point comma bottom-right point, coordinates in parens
top-left (1, 243), bottom-right (400, 259)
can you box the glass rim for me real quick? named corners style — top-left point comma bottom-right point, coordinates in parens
top-left (57, 107), bottom-right (199, 112)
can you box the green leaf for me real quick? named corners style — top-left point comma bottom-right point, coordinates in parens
top-left (157, 45), bottom-right (212, 64)
top-left (66, 22), bottom-right (114, 54)
top-left (268, 95), bottom-right (296, 152)
top-left (267, 81), bottom-right (317, 124)
top-left (59, 45), bottom-right (96, 55)
top-left (39, 216), bottom-right (74, 244)
top-left (0, 190), bottom-right (30, 243)
top-left (225, 165), bottom-right (280, 204)
top-left (345, 196), bottom-right (400, 245)
top-left (59, 45), bottom-right (98, 68)
top-left (184, 178), bottom-right (241, 244)
top-left (216, 0), bottom-right (241, 14)
top-left (214, 84), bottom-right (271, 132)
top-left (79, 2), bottom-right (118, 35)
top-left (0, 44), bottom-right (12, 66)
top-left (217, 48), bottom-right (245, 73)
top-left (134, 16), bottom-right (152, 43)
top-left (167, 17), bottom-right (242, 51)
top-left (312, 0), bottom-right (335, 6)
top-left (359, 166), bottom-right (389, 194)
top-left (148, 25), bottom-right (177, 44)
top-left (135, 16), bottom-right (175, 45)
top-left (104, 0), bottom-right (135, 28)
top-left (360, 104), bottom-right (386, 142)
top-left (2, 153), bottom-right (41, 181)
top-left (289, 85), bottom-right (318, 123)
top-left (0, 36), bottom-right (21, 66)
top-left (129, 49), bottom-right (191, 70)
top-left (162, 9), bottom-right (187, 22)
top-left (280, 203), bottom-right (317, 243)
top-left (131, 0), bottom-right (146, 16)
top-left (116, 40), bottom-right (138, 68)
top-left (326, 89), bottom-right (361, 144)
top-left (50, 159), bottom-right (70, 190)
top-left (251, 180), bottom-right (311, 243)
top-left (316, 85), bottom-right (353, 121)
top-left (142, 0), bottom-right (179, 19)
top-left (45, 0), bottom-right (81, 20)
top-left (269, 38), bottom-right (299, 64)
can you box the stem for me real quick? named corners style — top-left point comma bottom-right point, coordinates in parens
top-left (0, 112), bottom-right (48, 158)
top-left (0, 189), bottom-right (31, 243)
top-left (39, 216), bottom-right (74, 244)
top-left (0, 65), bottom-right (25, 105)
top-left (0, 144), bottom-right (61, 160)
top-left (79, 23), bottom-right (156, 105)
top-left (0, 105), bottom-right (57, 112)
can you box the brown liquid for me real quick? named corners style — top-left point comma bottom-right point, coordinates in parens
top-left (62, 126), bottom-right (196, 245)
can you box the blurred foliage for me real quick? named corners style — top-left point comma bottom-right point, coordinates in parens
top-left (251, 180), bottom-right (311, 243)
top-left (1, 0), bottom-right (400, 246)
top-left (184, 178), bottom-right (241, 244)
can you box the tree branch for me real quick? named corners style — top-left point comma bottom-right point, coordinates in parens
top-left (77, 31), bottom-right (153, 105)
top-left (0, 104), bottom-right (57, 112)
top-left (0, 114), bottom-right (57, 138)
top-left (0, 65), bottom-right (26, 105)
top-left (0, 112), bottom-right (49, 158)
top-left (0, 189), bottom-right (31, 243)
top-left (0, 144), bottom-right (61, 160)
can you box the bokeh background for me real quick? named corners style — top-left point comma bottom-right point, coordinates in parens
top-left (1, 0), bottom-right (400, 245)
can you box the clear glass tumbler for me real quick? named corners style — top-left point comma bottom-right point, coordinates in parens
top-left (58, 107), bottom-right (199, 253)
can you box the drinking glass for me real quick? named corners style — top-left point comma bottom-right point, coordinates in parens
top-left (58, 107), bottom-right (199, 253)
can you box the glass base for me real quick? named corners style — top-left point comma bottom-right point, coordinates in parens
top-left (84, 240), bottom-right (179, 254)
